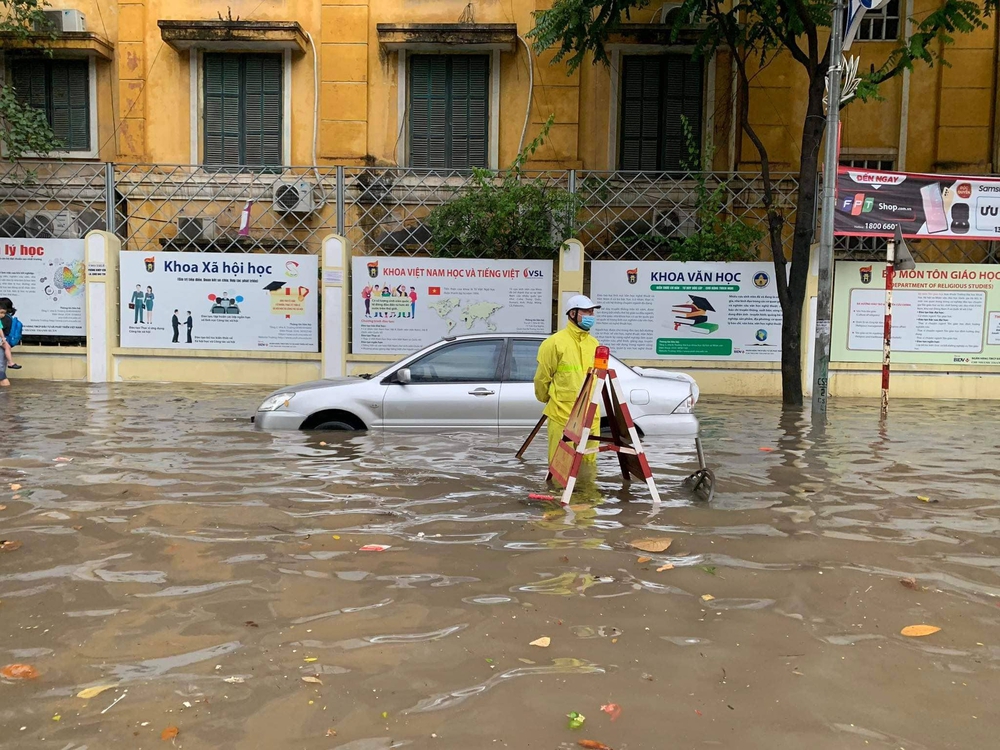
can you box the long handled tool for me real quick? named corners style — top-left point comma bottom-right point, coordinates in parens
top-left (515, 415), bottom-right (547, 459)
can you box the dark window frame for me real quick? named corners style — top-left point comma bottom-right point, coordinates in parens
top-left (203, 52), bottom-right (283, 169)
top-left (408, 53), bottom-right (490, 170)
top-left (9, 55), bottom-right (92, 153)
top-left (856, 0), bottom-right (901, 42)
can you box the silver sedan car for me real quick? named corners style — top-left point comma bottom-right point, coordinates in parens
top-left (253, 334), bottom-right (700, 436)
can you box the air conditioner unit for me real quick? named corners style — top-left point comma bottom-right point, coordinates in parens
top-left (25, 209), bottom-right (81, 238)
top-left (175, 216), bottom-right (218, 243)
top-left (658, 2), bottom-right (700, 25)
top-left (654, 207), bottom-right (698, 238)
top-left (41, 9), bottom-right (87, 33)
top-left (272, 180), bottom-right (318, 215)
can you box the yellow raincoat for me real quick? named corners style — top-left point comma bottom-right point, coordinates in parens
top-left (533, 324), bottom-right (601, 463)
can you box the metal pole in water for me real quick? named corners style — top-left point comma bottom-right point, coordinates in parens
top-left (881, 239), bottom-right (896, 420)
top-left (811, 0), bottom-right (845, 425)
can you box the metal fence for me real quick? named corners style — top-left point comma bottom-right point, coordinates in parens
top-left (1, 160), bottom-right (995, 264)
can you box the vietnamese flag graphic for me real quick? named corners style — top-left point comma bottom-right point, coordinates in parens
top-left (428, 286), bottom-right (441, 296)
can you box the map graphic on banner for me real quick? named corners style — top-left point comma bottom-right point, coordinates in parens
top-left (832, 261), bottom-right (1000, 366)
top-left (119, 252), bottom-right (318, 352)
top-left (835, 167), bottom-right (1000, 241)
top-left (591, 261), bottom-right (783, 361)
top-left (0, 237), bottom-right (86, 336)
top-left (351, 257), bottom-right (553, 355)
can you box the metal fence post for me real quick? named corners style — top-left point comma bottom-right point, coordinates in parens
top-left (568, 169), bottom-right (576, 195)
top-left (336, 166), bottom-right (345, 236)
top-left (104, 162), bottom-right (117, 237)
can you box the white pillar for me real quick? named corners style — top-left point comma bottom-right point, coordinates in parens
top-left (321, 234), bottom-right (349, 378)
top-left (558, 238), bottom-right (585, 322)
top-left (84, 230), bottom-right (120, 383)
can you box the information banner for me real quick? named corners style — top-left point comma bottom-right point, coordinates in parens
top-left (591, 261), bottom-right (783, 361)
top-left (119, 251), bottom-right (318, 352)
top-left (0, 237), bottom-right (85, 336)
top-left (351, 257), bottom-right (553, 354)
top-left (835, 167), bottom-right (1000, 241)
top-left (832, 261), bottom-right (1000, 365)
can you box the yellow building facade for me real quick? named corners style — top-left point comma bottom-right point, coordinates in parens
top-left (7, 0), bottom-right (995, 175)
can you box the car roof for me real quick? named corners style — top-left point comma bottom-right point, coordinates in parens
top-left (438, 333), bottom-right (547, 343)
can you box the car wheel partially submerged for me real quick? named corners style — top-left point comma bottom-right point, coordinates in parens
top-left (311, 419), bottom-right (359, 431)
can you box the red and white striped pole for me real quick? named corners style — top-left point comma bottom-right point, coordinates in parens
top-left (880, 238), bottom-right (896, 420)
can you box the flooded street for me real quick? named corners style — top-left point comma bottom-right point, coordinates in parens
top-left (2, 383), bottom-right (999, 749)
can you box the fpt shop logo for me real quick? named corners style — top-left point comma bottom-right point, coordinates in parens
top-left (753, 271), bottom-right (770, 288)
top-left (144, 256), bottom-right (155, 272)
top-left (367, 261), bottom-right (379, 279)
top-left (627, 268), bottom-right (638, 285)
top-left (859, 265), bottom-right (873, 284)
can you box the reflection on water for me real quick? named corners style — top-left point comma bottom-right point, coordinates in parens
top-left (1, 384), bottom-right (1000, 749)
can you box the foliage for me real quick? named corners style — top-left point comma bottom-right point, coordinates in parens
top-left (670, 116), bottom-right (762, 263)
top-left (0, 0), bottom-right (62, 160)
top-left (529, 0), bottom-right (997, 405)
top-left (426, 116), bottom-right (583, 259)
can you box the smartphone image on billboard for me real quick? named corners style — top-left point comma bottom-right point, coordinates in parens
top-left (921, 183), bottom-right (949, 234)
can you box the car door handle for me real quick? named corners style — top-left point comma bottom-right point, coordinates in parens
top-left (469, 388), bottom-right (495, 396)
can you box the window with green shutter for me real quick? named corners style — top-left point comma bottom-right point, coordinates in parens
top-left (620, 55), bottom-right (704, 172)
top-left (409, 54), bottom-right (488, 169)
top-left (203, 53), bottom-right (282, 168)
top-left (10, 57), bottom-right (91, 152)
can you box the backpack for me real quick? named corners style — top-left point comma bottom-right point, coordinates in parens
top-left (7, 316), bottom-right (22, 347)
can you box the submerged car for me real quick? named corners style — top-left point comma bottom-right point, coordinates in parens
top-left (253, 334), bottom-right (700, 435)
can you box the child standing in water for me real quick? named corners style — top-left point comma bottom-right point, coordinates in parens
top-left (0, 303), bottom-right (21, 372)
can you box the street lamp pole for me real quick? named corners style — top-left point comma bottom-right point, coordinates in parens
top-left (811, 0), bottom-right (845, 425)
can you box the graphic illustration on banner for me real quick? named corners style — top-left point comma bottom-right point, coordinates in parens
top-left (835, 167), bottom-right (1000, 240)
top-left (591, 261), bottom-right (783, 361)
top-left (351, 257), bottom-right (553, 354)
top-left (0, 238), bottom-right (85, 336)
top-left (832, 261), bottom-right (1000, 365)
top-left (119, 252), bottom-right (318, 352)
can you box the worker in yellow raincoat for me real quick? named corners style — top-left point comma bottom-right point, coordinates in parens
top-left (534, 295), bottom-right (602, 465)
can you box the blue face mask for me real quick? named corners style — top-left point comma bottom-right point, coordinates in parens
top-left (578, 315), bottom-right (596, 331)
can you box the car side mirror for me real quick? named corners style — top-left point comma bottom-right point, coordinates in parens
top-left (396, 368), bottom-right (411, 385)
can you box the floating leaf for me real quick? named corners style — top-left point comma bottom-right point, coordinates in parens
top-left (567, 711), bottom-right (586, 729)
top-left (901, 625), bottom-right (941, 637)
top-left (9, 483), bottom-right (21, 491)
top-left (55, 457), bottom-right (73, 463)
top-left (52, 714), bottom-right (61, 721)
top-left (160, 726), bottom-right (179, 741)
top-left (303, 657), bottom-right (318, 663)
top-left (518, 658), bottom-right (535, 664)
top-left (699, 566), bottom-right (718, 576)
top-left (701, 594), bottom-right (715, 602)
top-left (223, 676), bottom-right (245, 684)
top-left (325, 728), bottom-right (337, 737)
top-left (77, 685), bottom-right (116, 699)
top-left (1, 663), bottom-right (39, 679)
top-left (900, 578), bottom-right (919, 590)
top-left (359, 544), bottom-right (390, 552)
top-left (0, 505), bottom-right (6, 511)
top-left (0, 540), bottom-right (22, 552)
top-left (656, 564), bottom-right (674, 572)
top-left (628, 538), bottom-right (673, 553)
top-left (530, 636), bottom-right (551, 648)
top-left (759, 447), bottom-right (775, 453)
top-left (302, 676), bottom-right (323, 684)
top-left (637, 556), bottom-right (652, 564)
top-left (381, 711), bottom-right (388, 719)
top-left (600, 703), bottom-right (622, 721)
top-left (579, 742), bottom-right (613, 750)
top-left (244, 620), bottom-right (259, 628)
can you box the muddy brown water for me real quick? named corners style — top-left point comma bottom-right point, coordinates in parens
top-left (1, 383), bottom-right (999, 750)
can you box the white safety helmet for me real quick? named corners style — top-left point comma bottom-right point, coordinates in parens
top-left (566, 294), bottom-right (601, 314)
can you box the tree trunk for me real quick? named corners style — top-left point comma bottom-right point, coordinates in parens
top-left (780, 69), bottom-right (829, 407)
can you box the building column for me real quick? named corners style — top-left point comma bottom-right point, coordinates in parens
top-left (117, 0), bottom-right (147, 160)
top-left (321, 234), bottom-right (350, 377)
top-left (320, 0), bottom-right (369, 160)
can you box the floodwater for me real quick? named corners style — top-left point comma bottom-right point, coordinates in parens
top-left (1, 383), bottom-right (999, 750)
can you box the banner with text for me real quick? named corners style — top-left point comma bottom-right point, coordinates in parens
top-left (832, 261), bottom-right (1000, 365)
top-left (591, 261), bottom-right (783, 361)
top-left (0, 237), bottom-right (86, 336)
top-left (351, 257), bottom-right (553, 355)
top-left (119, 252), bottom-right (318, 352)
top-left (835, 167), bottom-right (1000, 241)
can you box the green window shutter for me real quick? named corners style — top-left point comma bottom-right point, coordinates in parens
top-left (662, 56), bottom-right (703, 171)
top-left (410, 55), bottom-right (448, 169)
top-left (11, 57), bottom-right (90, 151)
top-left (243, 54), bottom-right (283, 167)
top-left (449, 55), bottom-right (489, 168)
top-left (620, 56), bottom-right (662, 171)
top-left (204, 54), bottom-right (242, 166)
top-left (50, 60), bottom-right (91, 151)
top-left (410, 55), bottom-right (488, 169)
